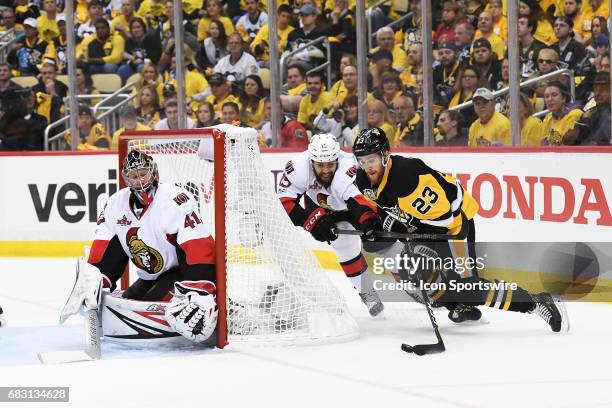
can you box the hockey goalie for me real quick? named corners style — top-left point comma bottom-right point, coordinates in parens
top-left (69, 150), bottom-right (220, 345)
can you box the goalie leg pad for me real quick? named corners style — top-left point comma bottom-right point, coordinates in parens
top-left (165, 281), bottom-right (218, 343)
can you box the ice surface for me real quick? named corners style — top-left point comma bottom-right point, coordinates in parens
top-left (1, 257), bottom-right (611, 408)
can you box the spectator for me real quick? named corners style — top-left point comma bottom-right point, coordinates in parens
top-left (530, 48), bottom-right (563, 110)
top-left (519, 0), bottom-right (555, 45)
top-left (552, 16), bottom-right (587, 70)
top-left (471, 38), bottom-right (503, 90)
top-left (376, 70), bottom-right (404, 111)
top-left (433, 40), bottom-right (462, 107)
top-left (0, 9), bottom-right (23, 39)
top-left (197, 0), bottom-right (234, 42)
top-left (454, 22), bottom-right (475, 63)
top-left (133, 62), bottom-right (163, 102)
top-left (578, 72), bottom-right (611, 144)
top-left (280, 63), bottom-right (307, 112)
top-left (136, 85), bottom-right (161, 128)
top-left (302, 0), bottom-right (332, 35)
top-left (541, 81), bottom-right (583, 145)
top-left (52, 14), bottom-right (68, 74)
top-left (401, 0), bottom-right (422, 46)
top-left (372, 26), bottom-right (408, 72)
top-left (64, 104), bottom-right (111, 150)
top-left (575, 0), bottom-right (610, 44)
top-left (592, 33), bottom-right (610, 64)
top-left (435, 109), bottom-right (468, 146)
top-left (165, 51), bottom-right (210, 110)
top-left (260, 98), bottom-right (308, 147)
top-left (137, 0), bottom-right (166, 27)
top-left (285, 5), bottom-right (326, 68)
top-left (330, 64), bottom-right (367, 107)
top-left (13, 0), bottom-right (40, 25)
top-left (519, 15), bottom-right (546, 77)
top-left (78, 19), bottom-right (125, 74)
top-left (213, 32), bottom-right (259, 83)
top-left (488, 0), bottom-right (507, 41)
top-left (239, 74), bottom-right (266, 129)
top-left (235, 0), bottom-right (267, 45)
top-left (474, 11), bottom-right (506, 60)
top-left (598, 51), bottom-right (610, 71)
top-left (434, 1), bottom-right (464, 43)
top-left (32, 60), bottom-right (67, 124)
top-left (369, 48), bottom-right (394, 89)
top-left (366, 99), bottom-right (396, 146)
top-left (327, 0), bottom-right (356, 58)
top-left (519, 91), bottom-right (544, 146)
top-left (77, 0), bottom-right (104, 40)
top-left (331, 53), bottom-right (356, 89)
top-left (117, 18), bottom-right (162, 84)
top-left (401, 42), bottom-right (423, 87)
top-left (465, 0), bottom-right (485, 28)
top-left (75, 65), bottom-right (101, 105)
top-left (0, 63), bottom-right (22, 99)
top-left (37, 0), bottom-right (59, 42)
top-left (200, 19), bottom-right (229, 69)
top-left (394, 95), bottom-right (423, 146)
top-left (449, 65), bottom-right (482, 127)
top-left (205, 73), bottom-right (240, 116)
top-left (561, 0), bottom-right (582, 33)
top-left (221, 101), bottom-right (242, 125)
top-left (587, 16), bottom-right (609, 49)
top-left (297, 71), bottom-right (334, 130)
top-left (250, 4), bottom-right (294, 65)
top-left (111, 105), bottom-right (151, 148)
top-left (155, 100), bottom-right (196, 130)
top-left (196, 101), bottom-right (218, 128)
top-left (468, 87), bottom-right (510, 146)
top-left (112, 0), bottom-right (142, 40)
top-left (9, 18), bottom-right (53, 76)
top-left (0, 89), bottom-right (47, 151)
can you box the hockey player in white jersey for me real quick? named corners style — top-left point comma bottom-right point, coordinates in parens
top-left (88, 150), bottom-right (218, 343)
top-left (278, 133), bottom-right (384, 317)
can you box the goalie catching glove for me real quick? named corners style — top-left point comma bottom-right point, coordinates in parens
top-left (303, 207), bottom-right (338, 242)
top-left (165, 280), bottom-right (218, 343)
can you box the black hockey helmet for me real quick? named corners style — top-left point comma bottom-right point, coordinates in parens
top-left (353, 127), bottom-right (390, 157)
top-left (122, 150), bottom-right (159, 204)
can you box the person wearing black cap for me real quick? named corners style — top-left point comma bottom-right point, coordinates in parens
top-left (551, 16), bottom-right (587, 71)
top-left (576, 72), bottom-right (611, 145)
top-left (471, 37), bottom-right (503, 90)
top-left (111, 105), bottom-right (152, 149)
top-left (205, 72), bottom-right (240, 117)
top-left (64, 104), bottom-right (112, 150)
top-left (433, 39), bottom-right (462, 107)
top-left (285, 5), bottom-right (326, 68)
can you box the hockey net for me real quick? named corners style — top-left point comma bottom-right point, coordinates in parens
top-left (119, 125), bottom-right (358, 347)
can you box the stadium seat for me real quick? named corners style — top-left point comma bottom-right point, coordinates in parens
top-left (11, 76), bottom-right (38, 88)
top-left (259, 68), bottom-right (270, 90)
top-left (92, 73), bottom-right (122, 93)
top-left (126, 72), bottom-right (141, 85)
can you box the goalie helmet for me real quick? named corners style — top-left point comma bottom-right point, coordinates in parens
top-left (122, 150), bottom-right (159, 205)
top-left (308, 133), bottom-right (340, 163)
top-left (353, 127), bottom-right (390, 157)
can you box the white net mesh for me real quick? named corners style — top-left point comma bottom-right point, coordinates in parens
top-left (123, 125), bottom-right (358, 345)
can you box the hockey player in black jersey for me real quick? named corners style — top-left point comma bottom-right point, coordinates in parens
top-left (351, 127), bottom-right (569, 332)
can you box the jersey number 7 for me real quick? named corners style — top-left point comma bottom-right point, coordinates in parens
top-left (412, 186), bottom-right (439, 215)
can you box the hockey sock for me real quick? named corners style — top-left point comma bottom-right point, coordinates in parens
top-left (340, 254), bottom-right (368, 292)
top-left (481, 280), bottom-right (535, 313)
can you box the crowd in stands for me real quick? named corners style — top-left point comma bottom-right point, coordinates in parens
top-left (0, 0), bottom-right (610, 150)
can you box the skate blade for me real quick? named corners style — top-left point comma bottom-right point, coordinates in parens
top-left (451, 317), bottom-right (490, 326)
top-left (553, 295), bottom-right (570, 333)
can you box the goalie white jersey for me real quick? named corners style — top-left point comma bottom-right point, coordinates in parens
top-left (89, 183), bottom-right (215, 282)
top-left (278, 150), bottom-right (361, 212)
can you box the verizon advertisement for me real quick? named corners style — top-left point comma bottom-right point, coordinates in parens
top-left (0, 150), bottom-right (610, 245)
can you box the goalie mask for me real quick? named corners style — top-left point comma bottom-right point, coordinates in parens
top-left (122, 150), bottom-right (159, 205)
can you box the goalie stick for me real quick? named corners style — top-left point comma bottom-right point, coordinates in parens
top-left (38, 257), bottom-right (103, 364)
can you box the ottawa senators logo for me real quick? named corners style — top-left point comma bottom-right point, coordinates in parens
top-left (316, 193), bottom-right (334, 211)
top-left (126, 227), bottom-right (164, 274)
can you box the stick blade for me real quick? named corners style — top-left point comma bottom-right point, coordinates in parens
top-left (38, 350), bottom-right (94, 364)
top-left (401, 343), bottom-right (446, 356)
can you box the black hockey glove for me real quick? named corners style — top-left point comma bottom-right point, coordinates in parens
top-left (303, 208), bottom-right (338, 242)
top-left (360, 216), bottom-right (381, 242)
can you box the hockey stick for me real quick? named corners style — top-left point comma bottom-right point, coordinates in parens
top-left (400, 264), bottom-right (446, 356)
